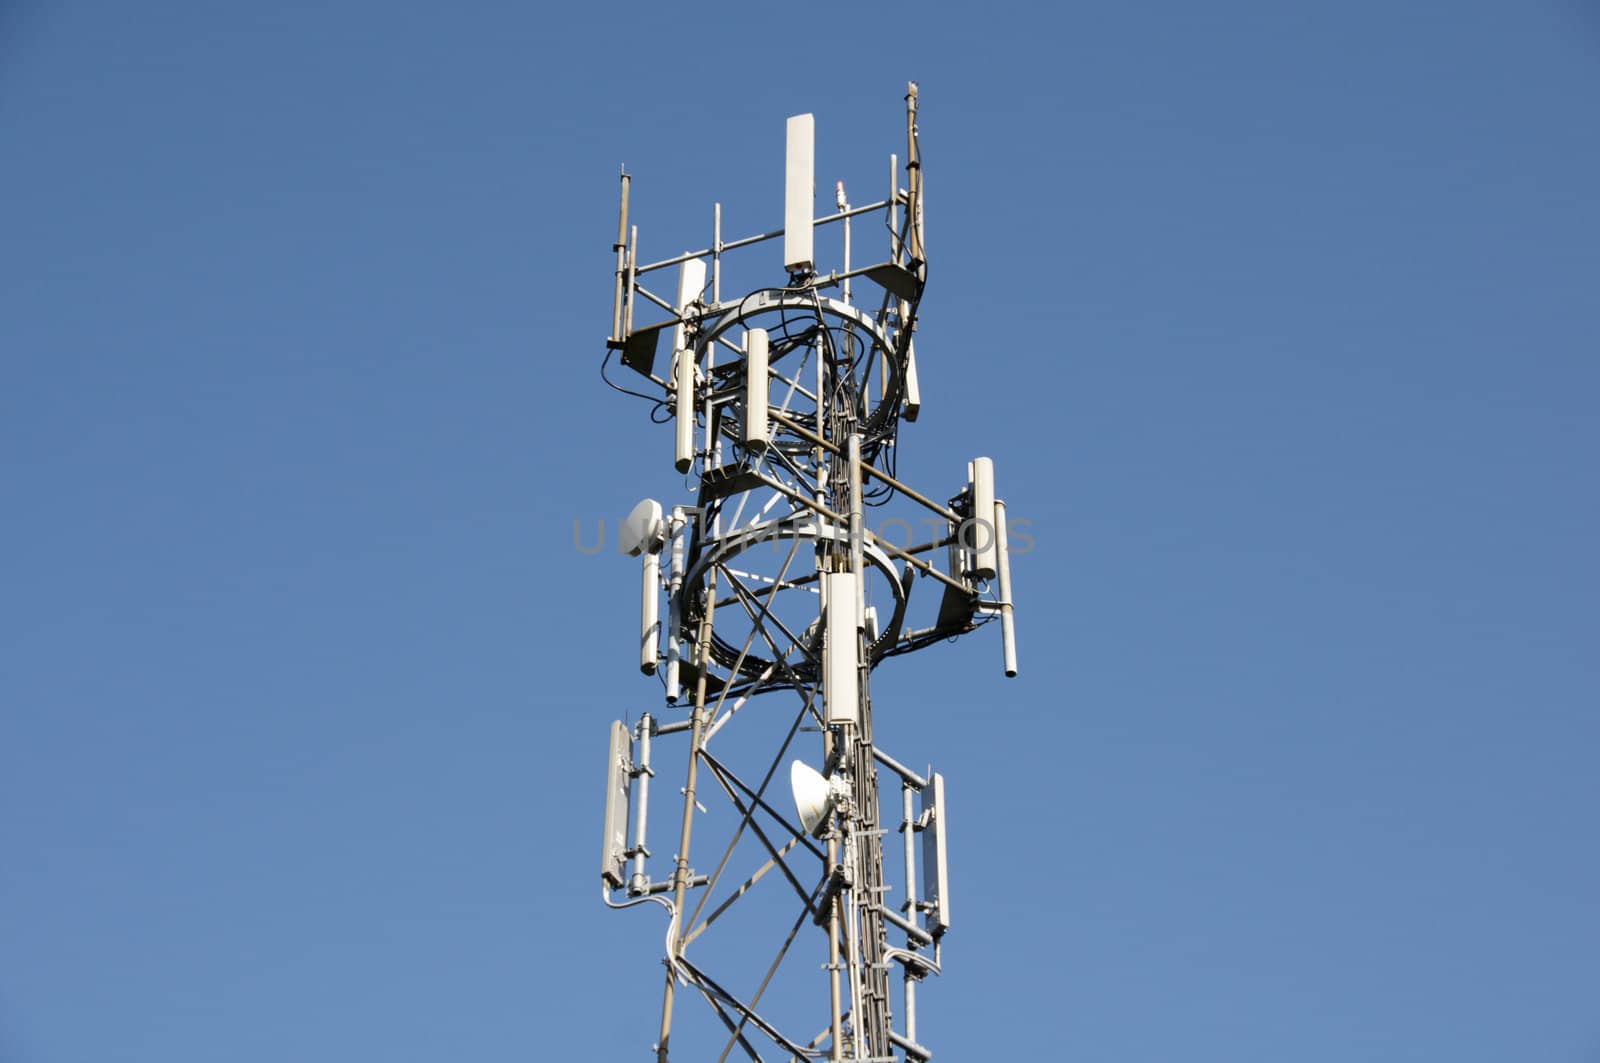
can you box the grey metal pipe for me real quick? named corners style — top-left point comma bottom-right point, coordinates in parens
top-left (873, 746), bottom-right (929, 790)
top-left (828, 836), bottom-right (843, 1061)
top-left (657, 590), bottom-right (717, 1063)
top-left (629, 713), bottom-right (652, 894)
top-left (882, 907), bottom-right (933, 947)
top-left (901, 782), bottom-right (919, 1045)
top-left (767, 411), bottom-right (960, 524)
top-left (890, 1029), bottom-right (931, 1061)
top-left (634, 198), bottom-right (893, 275)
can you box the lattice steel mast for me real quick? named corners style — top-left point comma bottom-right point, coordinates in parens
top-left (596, 85), bottom-right (1018, 1063)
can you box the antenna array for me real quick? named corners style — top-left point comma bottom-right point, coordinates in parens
top-left (596, 85), bottom-right (1018, 1063)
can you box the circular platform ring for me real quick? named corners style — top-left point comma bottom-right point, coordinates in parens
top-left (681, 512), bottom-right (909, 692)
top-left (694, 290), bottom-right (907, 440)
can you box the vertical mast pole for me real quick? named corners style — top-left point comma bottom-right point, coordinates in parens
top-left (656, 582), bottom-right (716, 1063)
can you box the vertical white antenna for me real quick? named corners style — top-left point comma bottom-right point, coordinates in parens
top-left (600, 721), bottom-right (631, 889)
top-left (920, 772), bottom-right (950, 933)
top-left (664, 507), bottom-right (685, 702)
top-left (969, 456), bottom-right (997, 580)
top-left (784, 114), bottom-right (815, 273)
top-left (640, 550), bottom-right (659, 674)
top-left (823, 570), bottom-right (860, 726)
top-left (837, 180), bottom-right (851, 305)
top-left (611, 170), bottom-right (630, 344)
top-left (888, 153), bottom-right (899, 263)
top-left (673, 258), bottom-right (707, 473)
top-left (995, 498), bottom-right (1018, 678)
top-left (744, 328), bottom-right (769, 451)
top-left (903, 338), bottom-right (922, 422)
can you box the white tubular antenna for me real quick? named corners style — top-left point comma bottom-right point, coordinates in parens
top-left (994, 498), bottom-right (1017, 678)
top-left (968, 457), bottom-right (997, 581)
top-left (823, 570), bottom-right (860, 725)
top-left (744, 328), bottom-right (769, 451)
top-left (664, 507), bottom-right (686, 701)
top-left (640, 550), bottom-right (660, 675)
top-left (673, 258), bottom-right (707, 473)
top-left (784, 114), bottom-right (815, 272)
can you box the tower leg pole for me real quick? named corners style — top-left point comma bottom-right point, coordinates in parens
top-left (828, 834), bottom-right (844, 1062)
top-left (656, 584), bottom-right (717, 1062)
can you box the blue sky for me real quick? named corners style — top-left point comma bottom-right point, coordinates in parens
top-left (3, 2), bottom-right (1597, 1060)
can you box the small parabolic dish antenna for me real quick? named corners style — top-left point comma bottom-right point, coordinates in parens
top-left (620, 498), bottom-right (666, 557)
top-left (790, 760), bottom-right (831, 837)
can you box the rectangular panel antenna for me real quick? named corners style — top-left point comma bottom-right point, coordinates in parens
top-left (744, 328), bottom-right (769, 450)
top-left (673, 259), bottom-right (707, 473)
top-left (600, 721), bottom-right (633, 888)
top-left (664, 507), bottom-right (685, 702)
top-left (969, 457), bottom-right (997, 580)
top-left (903, 339), bottom-right (922, 421)
top-left (921, 771), bottom-right (950, 934)
top-left (823, 570), bottom-right (860, 725)
top-left (784, 114), bottom-right (815, 272)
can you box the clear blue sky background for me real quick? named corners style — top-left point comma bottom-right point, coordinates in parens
top-left (3, 2), bottom-right (1597, 1060)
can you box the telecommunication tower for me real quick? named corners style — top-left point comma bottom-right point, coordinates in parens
top-left (596, 85), bottom-right (1018, 1063)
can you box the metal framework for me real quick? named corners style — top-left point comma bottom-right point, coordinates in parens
top-left (597, 85), bottom-right (1017, 1063)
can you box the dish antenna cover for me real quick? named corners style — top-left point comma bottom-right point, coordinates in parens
top-left (790, 760), bottom-right (831, 837)
top-left (620, 498), bottom-right (666, 557)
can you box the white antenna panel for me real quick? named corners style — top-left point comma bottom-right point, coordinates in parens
top-left (664, 508), bottom-right (685, 701)
top-left (784, 114), bottom-right (815, 272)
top-left (600, 721), bottom-right (632, 888)
top-left (673, 259), bottom-right (706, 473)
top-left (969, 457), bottom-right (996, 580)
top-left (745, 328), bottom-right (769, 451)
top-left (903, 340), bottom-right (921, 421)
top-left (823, 570), bottom-right (860, 725)
top-left (920, 771), bottom-right (950, 934)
